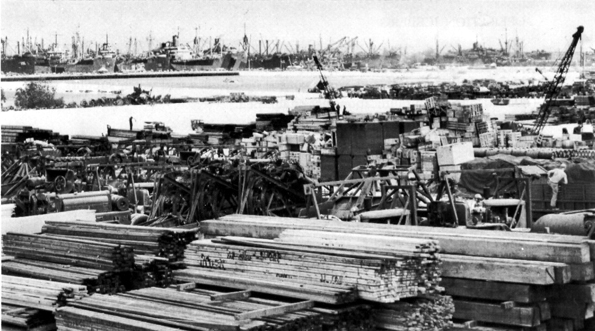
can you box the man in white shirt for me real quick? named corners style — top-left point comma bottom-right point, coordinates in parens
top-left (547, 163), bottom-right (568, 210)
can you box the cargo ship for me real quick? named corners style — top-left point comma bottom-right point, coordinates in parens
top-left (1, 53), bottom-right (36, 75)
top-left (168, 35), bottom-right (224, 71)
top-left (33, 48), bottom-right (68, 74)
top-left (64, 42), bottom-right (117, 73)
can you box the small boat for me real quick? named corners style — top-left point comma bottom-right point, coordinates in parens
top-left (491, 98), bottom-right (510, 106)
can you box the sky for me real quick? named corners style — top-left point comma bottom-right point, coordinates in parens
top-left (1, 0), bottom-right (594, 56)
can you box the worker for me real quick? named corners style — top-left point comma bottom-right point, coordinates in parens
top-left (470, 194), bottom-right (486, 225)
top-left (129, 116), bottom-right (135, 131)
top-left (547, 163), bottom-right (568, 210)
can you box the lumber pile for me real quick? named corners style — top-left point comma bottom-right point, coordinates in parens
top-left (1, 275), bottom-right (88, 311)
top-left (2, 231), bottom-right (175, 293)
top-left (200, 215), bottom-right (595, 330)
top-left (2, 258), bottom-right (127, 294)
top-left (41, 220), bottom-right (197, 263)
top-left (54, 285), bottom-right (375, 331)
top-left (2, 232), bottom-right (135, 271)
top-left (2, 304), bottom-right (56, 331)
top-left (131, 255), bottom-right (174, 289)
top-left (1, 276), bottom-right (88, 331)
top-left (175, 232), bottom-right (441, 303)
top-left (374, 295), bottom-right (455, 331)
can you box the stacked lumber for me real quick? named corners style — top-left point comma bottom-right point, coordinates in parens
top-left (201, 215), bottom-right (595, 329)
top-left (2, 232), bottom-right (135, 271)
top-left (175, 267), bottom-right (357, 304)
top-left (374, 295), bottom-right (455, 331)
top-left (41, 220), bottom-right (197, 263)
top-left (2, 231), bottom-right (175, 293)
top-left (2, 258), bottom-right (126, 294)
top-left (275, 230), bottom-right (442, 297)
top-left (2, 304), bottom-right (56, 331)
top-left (176, 232), bottom-right (441, 303)
top-left (1, 275), bottom-right (88, 311)
top-left (53, 285), bottom-right (375, 331)
top-left (131, 255), bottom-right (174, 288)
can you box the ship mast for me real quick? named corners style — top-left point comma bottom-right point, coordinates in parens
top-left (147, 31), bottom-right (153, 54)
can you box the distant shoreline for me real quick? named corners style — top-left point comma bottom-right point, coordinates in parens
top-left (0, 71), bottom-right (239, 82)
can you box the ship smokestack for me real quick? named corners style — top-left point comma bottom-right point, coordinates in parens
top-left (17, 41), bottom-right (20, 56)
top-left (173, 35), bottom-right (178, 47)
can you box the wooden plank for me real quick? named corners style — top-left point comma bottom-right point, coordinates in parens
top-left (551, 300), bottom-right (594, 320)
top-left (56, 306), bottom-right (200, 331)
top-left (453, 299), bottom-right (542, 327)
top-left (205, 217), bottom-right (595, 261)
top-left (210, 290), bottom-right (251, 302)
top-left (277, 229), bottom-right (590, 264)
top-left (546, 318), bottom-right (575, 331)
top-left (537, 301), bottom-right (551, 321)
top-left (2, 275), bottom-right (88, 293)
top-left (442, 255), bottom-right (570, 285)
top-left (441, 278), bottom-right (547, 303)
top-left (234, 300), bottom-right (314, 320)
top-left (569, 262), bottom-right (595, 282)
top-left (552, 282), bottom-right (595, 303)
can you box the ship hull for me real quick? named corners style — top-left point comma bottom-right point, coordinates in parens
top-left (171, 57), bottom-right (221, 71)
top-left (64, 57), bottom-right (116, 73)
top-left (144, 57), bottom-right (171, 71)
top-left (248, 54), bottom-right (291, 70)
top-left (1, 56), bottom-right (36, 74)
top-left (116, 59), bottom-right (147, 73)
top-left (34, 65), bottom-right (66, 74)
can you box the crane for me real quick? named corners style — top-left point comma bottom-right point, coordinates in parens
top-left (312, 55), bottom-right (337, 117)
top-left (533, 26), bottom-right (584, 136)
top-left (535, 68), bottom-right (548, 81)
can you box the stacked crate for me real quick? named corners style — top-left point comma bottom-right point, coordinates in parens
top-left (420, 151), bottom-right (439, 178)
top-left (444, 104), bottom-right (486, 146)
top-left (497, 129), bottom-right (513, 147)
top-left (479, 132), bottom-right (497, 148)
top-left (506, 131), bottom-right (523, 148)
top-left (436, 142), bottom-right (475, 182)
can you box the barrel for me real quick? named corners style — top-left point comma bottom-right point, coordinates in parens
top-left (538, 150), bottom-right (553, 159)
top-left (532, 213), bottom-right (594, 236)
top-left (58, 191), bottom-right (110, 200)
top-left (61, 195), bottom-right (111, 212)
top-left (474, 148), bottom-right (487, 157)
top-left (111, 195), bottom-right (130, 211)
top-left (526, 150), bottom-right (541, 159)
top-left (485, 148), bottom-right (498, 156)
top-left (511, 148), bottom-right (527, 157)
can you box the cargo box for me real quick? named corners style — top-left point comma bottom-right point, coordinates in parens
top-left (436, 142), bottom-right (474, 166)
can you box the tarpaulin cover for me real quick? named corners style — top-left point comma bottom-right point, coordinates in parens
top-left (564, 160), bottom-right (595, 183)
top-left (459, 157), bottom-right (517, 195)
top-left (520, 158), bottom-right (595, 183)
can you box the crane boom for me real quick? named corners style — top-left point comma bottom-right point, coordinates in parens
top-left (533, 26), bottom-right (584, 135)
top-left (313, 55), bottom-right (337, 116)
